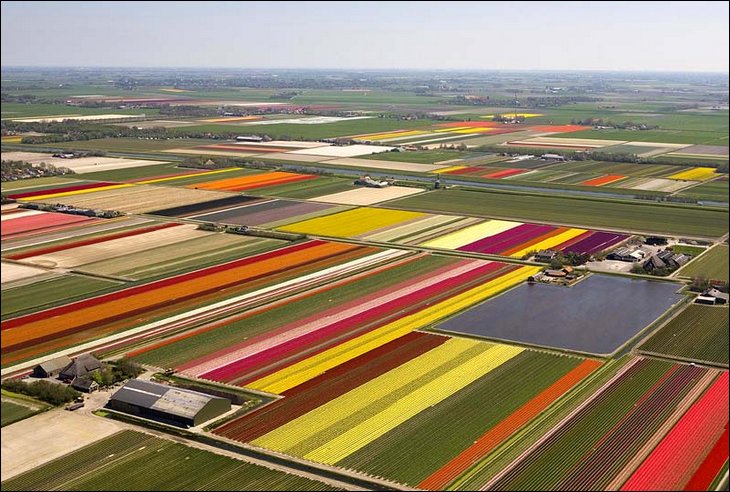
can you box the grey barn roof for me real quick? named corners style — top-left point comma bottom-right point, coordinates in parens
top-left (110, 379), bottom-right (228, 420)
top-left (37, 355), bottom-right (72, 374)
top-left (60, 353), bottom-right (102, 379)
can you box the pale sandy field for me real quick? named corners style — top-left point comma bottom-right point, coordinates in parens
top-left (310, 185), bottom-right (424, 205)
top-left (322, 157), bottom-right (447, 173)
top-left (241, 116), bottom-right (372, 125)
top-left (10, 114), bottom-right (144, 123)
top-left (22, 224), bottom-right (207, 269)
top-left (288, 144), bottom-right (395, 157)
top-left (33, 185), bottom-right (231, 214)
top-left (1, 261), bottom-right (51, 284)
top-left (0, 410), bottom-right (122, 481)
top-left (1, 152), bottom-right (170, 173)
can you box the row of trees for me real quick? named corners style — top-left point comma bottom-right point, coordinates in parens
top-left (88, 359), bottom-right (144, 388)
top-left (2, 379), bottom-right (80, 405)
top-left (570, 117), bottom-right (659, 130)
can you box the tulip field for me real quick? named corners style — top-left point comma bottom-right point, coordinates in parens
top-left (278, 207), bottom-right (627, 258)
top-left (2, 151), bottom-right (726, 492)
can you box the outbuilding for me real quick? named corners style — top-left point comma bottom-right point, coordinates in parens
top-left (107, 379), bottom-right (231, 428)
top-left (32, 355), bottom-right (72, 378)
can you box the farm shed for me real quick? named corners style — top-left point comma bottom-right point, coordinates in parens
top-left (705, 288), bottom-right (729, 305)
top-left (59, 354), bottom-right (102, 382)
top-left (534, 250), bottom-right (558, 263)
top-left (107, 379), bottom-right (231, 428)
top-left (607, 247), bottom-right (637, 262)
top-left (236, 135), bottom-right (264, 142)
top-left (71, 376), bottom-right (99, 393)
top-left (32, 355), bottom-right (72, 378)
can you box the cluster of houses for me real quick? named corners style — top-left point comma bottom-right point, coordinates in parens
top-left (32, 353), bottom-right (103, 393)
top-left (607, 246), bottom-right (691, 272)
top-left (606, 237), bottom-right (693, 274)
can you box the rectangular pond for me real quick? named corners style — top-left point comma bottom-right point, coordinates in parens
top-left (434, 274), bottom-right (684, 355)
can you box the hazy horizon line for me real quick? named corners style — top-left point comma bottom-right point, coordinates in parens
top-left (2, 65), bottom-right (729, 75)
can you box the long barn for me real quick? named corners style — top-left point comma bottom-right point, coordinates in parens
top-left (107, 379), bottom-right (231, 428)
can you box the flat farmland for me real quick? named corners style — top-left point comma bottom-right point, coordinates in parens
top-left (476, 360), bottom-right (727, 491)
top-left (0, 430), bottom-right (339, 491)
top-left (251, 176), bottom-right (355, 199)
top-left (0, 102), bottom-right (159, 119)
top-left (215, 336), bottom-right (599, 487)
top-left (639, 304), bottom-right (728, 365)
top-left (2, 241), bottom-right (380, 368)
top-left (388, 189), bottom-right (730, 238)
top-left (434, 275), bottom-right (683, 355)
top-left (170, 118), bottom-right (438, 140)
top-left (190, 199), bottom-right (344, 228)
top-left (1, 210), bottom-right (98, 240)
top-left (77, 234), bottom-right (285, 281)
top-left (358, 149), bottom-right (480, 163)
top-left (31, 185), bottom-right (233, 214)
top-left (310, 186), bottom-right (424, 206)
top-left (1, 274), bottom-right (121, 319)
top-left (24, 137), bottom-right (206, 153)
top-left (0, 401), bottom-right (37, 427)
top-left (73, 163), bottom-right (202, 182)
top-left (1, 176), bottom-right (82, 192)
top-left (19, 223), bottom-right (208, 269)
top-left (677, 179), bottom-right (730, 202)
top-left (676, 244), bottom-right (729, 282)
top-left (549, 128), bottom-right (728, 146)
top-left (0, 261), bottom-right (53, 285)
top-left (1, 152), bottom-right (172, 174)
top-left (544, 160), bottom-right (680, 178)
top-left (129, 254), bottom-right (469, 369)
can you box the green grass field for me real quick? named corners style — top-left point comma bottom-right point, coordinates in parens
top-left (1, 176), bottom-right (83, 192)
top-left (1, 401), bottom-right (37, 427)
top-left (0, 430), bottom-right (339, 491)
top-left (251, 176), bottom-right (356, 199)
top-left (668, 244), bottom-right (707, 257)
top-left (74, 163), bottom-right (189, 182)
top-left (676, 244), bottom-right (729, 281)
top-left (388, 189), bottom-right (729, 238)
top-left (676, 179), bottom-right (729, 203)
top-left (639, 305), bottom-right (728, 365)
top-left (26, 137), bottom-right (209, 153)
top-left (1, 275), bottom-right (122, 320)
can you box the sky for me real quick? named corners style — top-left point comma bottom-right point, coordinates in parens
top-left (1, 1), bottom-right (728, 72)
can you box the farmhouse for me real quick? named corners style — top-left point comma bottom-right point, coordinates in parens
top-left (59, 354), bottom-right (102, 382)
top-left (107, 379), bottom-right (231, 428)
top-left (32, 355), bottom-right (72, 378)
top-left (643, 254), bottom-right (667, 272)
